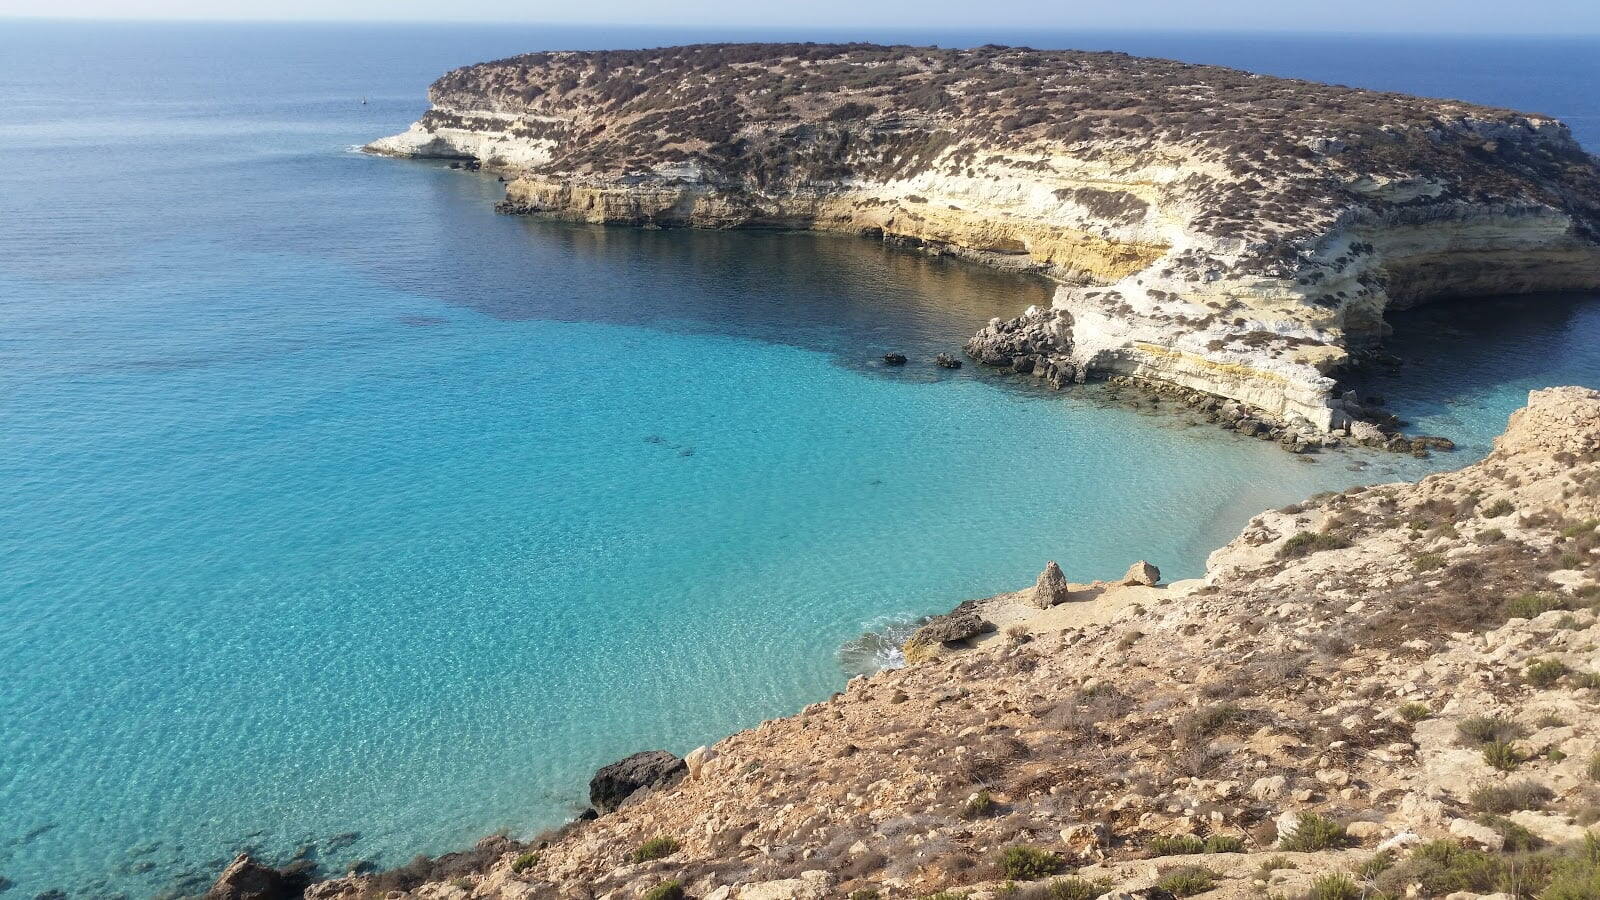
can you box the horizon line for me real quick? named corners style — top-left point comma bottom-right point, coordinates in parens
top-left (2, 15), bottom-right (1599, 38)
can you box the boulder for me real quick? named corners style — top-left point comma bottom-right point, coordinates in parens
top-left (1449, 817), bottom-right (1504, 851)
top-left (737, 870), bottom-right (836, 900)
top-left (1032, 561), bottom-right (1073, 608)
top-left (907, 602), bottom-right (990, 646)
top-left (1250, 775), bottom-right (1288, 801)
top-left (685, 744), bottom-right (718, 780)
top-left (205, 854), bottom-right (310, 900)
top-left (588, 750), bottom-right (686, 814)
top-left (882, 353), bottom-right (907, 365)
top-left (1121, 560), bottom-right (1160, 586)
top-left (1349, 421), bottom-right (1387, 444)
top-left (934, 353), bottom-right (963, 369)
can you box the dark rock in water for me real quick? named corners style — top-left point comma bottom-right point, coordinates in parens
top-left (934, 353), bottom-right (962, 369)
top-left (907, 603), bottom-right (990, 646)
top-left (324, 831), bottom-right (360, 852)
top-left (33, 891), bottom-right (66, 900)
top-left (589, 750), bottom-right (686, 814)
top-left (203, 855), bottom-right (309, 900)
top-left (882, 353), bottom-right (907, 365)
top-left (577, 807), bottom-right (600, 821)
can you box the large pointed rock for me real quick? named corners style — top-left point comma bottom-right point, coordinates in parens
top-left (1122, 560), bottom-right (1160, 586)
top-left (1032, 561), bottom-right (1073, 608)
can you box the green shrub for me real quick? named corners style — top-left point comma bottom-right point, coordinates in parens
top-left (1484, 740), bottom-right (1524, 771)
top-left (1279, 814), bottom-right (1352, 852)
top-left (1458, 715), bottom-right (1526, 745)
top-left (1356, 849), bottom-right (1396, 880)
top-left (1561, 519), bottom-right (1600, 538)
top-left (1148, 835), bottom-right (1205, 856)
top-left (1471, 780), bottom-right (1554, 813)
top-left (999, 845), bottom-right (1065, 881)
top-left (963, 790), bottom-right (997, 819)
top-left (643, 881), bottom-right (685, 900)
top-left (1573, 671), bottom-right (1600, 690)
top-left (1589, 753), bottom-right (1600, 782)
top-left (631, 836), bottom-right (680, 863)
top-left (1375, 840), bottom-right (1507, 897)
top-left (1307, 873), bottom-right (1362, 900)
top-left (1257, 855), bottom-right (1295, 878)
top-left (1414, 552), bottom-right (1447, 572)
top-left (511, 851), bottom-right (540, 874)
top-left (1155, 866), bottom-right (1217, 898)
top-left (1483, 499), bottom-right (1515, 518)
top-left (1044, 876), bottom-right (1109, 900)
top-left (849, 891), bottom-right (881, 900)
top-left (1202, 835), bottom-right (1243, 854)
top-left (1279, 531), bottom-right (1352, 559)
top-left (1399, 702), bottom-right (1433, 723)
top-left (1478, 527), bottom-right (1506, 543)
top-left (923, 893), bottom-right (969, 900)
top-left (1505, 593), bottom-right (1568, 620)
top-left (1541, 833), bottom-right (1600, 900)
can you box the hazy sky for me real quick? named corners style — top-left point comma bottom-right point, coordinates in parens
top-left (2, 0), bottom-right (1598, 33)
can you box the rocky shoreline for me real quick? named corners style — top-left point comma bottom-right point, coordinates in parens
top-left (200, 386), bottom-right (1600, 900)
top-left (367, 43), bottom-right (1600, 435)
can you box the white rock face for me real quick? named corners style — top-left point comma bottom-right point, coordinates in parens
top-left (368, 44), bottom-right (1600, 431)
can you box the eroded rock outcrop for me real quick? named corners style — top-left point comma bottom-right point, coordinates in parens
top-left (370, 44), bottom-right (1600, 431)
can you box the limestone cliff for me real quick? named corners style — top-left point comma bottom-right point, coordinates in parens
top-left (266, 388), bottom-right (1600, 900)
top-left (369, 44), bottom-right (1600, 432)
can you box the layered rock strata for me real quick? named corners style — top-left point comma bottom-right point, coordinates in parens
top-left (279, 387), bottom-right (1600, 900)
top-left (370, 43), bottom-right (1600, 431)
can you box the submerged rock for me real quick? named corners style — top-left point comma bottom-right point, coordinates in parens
top-left (882, 352), bottom-right (907, 365)
top-left (204, 855), bottom-right (310, 900)
top-left (588, 750), bottom-right (686, 814)
top-left (934, 353), bottom-right (962, 369)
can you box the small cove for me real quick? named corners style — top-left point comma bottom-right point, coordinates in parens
top-left (2, 21), bottom-right (1599, 899)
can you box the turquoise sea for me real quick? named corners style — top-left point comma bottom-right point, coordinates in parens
top-left (2, 21), bottom-right (1599, 898)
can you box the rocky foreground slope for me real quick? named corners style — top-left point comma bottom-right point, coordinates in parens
top-left (369, 43), bottom-right (1600, 433)
top-left (219, 386), bottom-right (1600, 900)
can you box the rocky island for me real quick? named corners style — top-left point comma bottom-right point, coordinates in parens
top-left (368, 43), bottom-right (1600, 437)
top-left (225, 388), bottom-right (1600, 900)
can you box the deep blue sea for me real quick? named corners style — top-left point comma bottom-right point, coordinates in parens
top-left (2, 21), bottom-right (1598, 898)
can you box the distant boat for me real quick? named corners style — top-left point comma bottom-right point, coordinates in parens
top-left (360, 97), bottom-right (367, 105)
